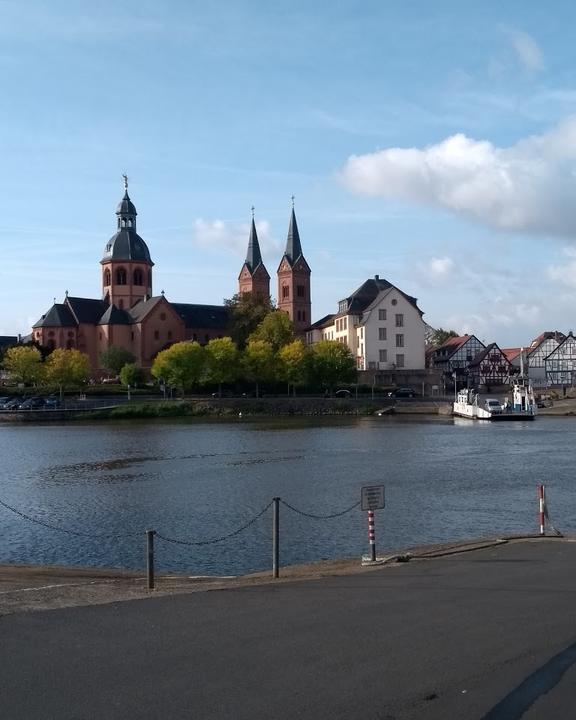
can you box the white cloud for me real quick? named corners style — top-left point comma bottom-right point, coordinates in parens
top-left (193, 218), bottom-right (279, 258)
top-left (507, 30), bottom-right (544, 73)
top-left (416, 256), bottom-right (455, 286)
top-left (341, 118), bottom-right (576, 237)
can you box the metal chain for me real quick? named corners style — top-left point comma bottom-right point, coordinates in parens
top-left (156, 500), bottom-right (274, 547)
top-left (0, 497), bottom-right (142, 539)
top-left (280, 499), bottom-right (360, 519)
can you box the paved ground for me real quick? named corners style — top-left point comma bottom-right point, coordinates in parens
top-left (2, 538), bottom-right (576, 719)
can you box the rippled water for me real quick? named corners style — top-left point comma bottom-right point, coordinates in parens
top-left (0, 416), bottom-right (574, 575)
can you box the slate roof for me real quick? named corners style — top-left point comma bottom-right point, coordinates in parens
top-left (128, 296), bottom-right (165, 323)
top-left (341, 276), bottom-right (423, 316)
top-left (116, 190), bottom-right (137, 217)
top-left (171, 303), bottom-right (230, 330)
top-left (33, 304), bottom-right (77, 328)
top-left (98, 304), bottom-right (133, 325)
top-left (283, 208), bottom-right (303, 265)
top-left (66, 297), bottom-right (108, 324)
top-left (101, 229), bottom-right (153, 264)
top-left (308, 313), bottom-right (335, 330)
top-left (244, 218), bottom-right (266, 274)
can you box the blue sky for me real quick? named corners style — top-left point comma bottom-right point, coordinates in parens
top-left (2, 1), bottom-right (576, 345)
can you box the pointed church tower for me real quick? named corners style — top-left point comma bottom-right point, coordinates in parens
top-left (100, 176), bottom-right (154, 310)
top-left (238, 210), bottom-right (270, 300)
top-left (277, 201), bottom-right (311, 334)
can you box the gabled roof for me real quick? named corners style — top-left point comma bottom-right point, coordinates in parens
top-left (544, 331), bottom-right (576, 360)
top-left (340, 275), bottom-right (422, 316)
top-left (171, 303), bottom-right (230, 330)
top-left (308, 313), bottom-right (335, 330)
top-left (433, 334), bottom-right (485, 363)
top-left (128, 296), bottom-right (165, 323)
top-left (528, 331), bottom-right (565, 353)
top-left (66, 297), bottom-right (109, 324)
top-left (501, 347), bottom-right (522, 362)
top-left (468, 343), bottom-right (511, 368)
top-left (98, 304), bottom-right (132, 326)
top-left (33, 304), bottom-right (77, 328)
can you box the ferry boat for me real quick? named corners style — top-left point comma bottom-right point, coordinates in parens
top-left (453, 377), bottom-right (537, 421)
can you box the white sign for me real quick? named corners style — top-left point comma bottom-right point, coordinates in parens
top-left (361, 485), bottom-right (385, 511)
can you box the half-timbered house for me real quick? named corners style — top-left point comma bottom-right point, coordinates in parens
top-left (431, 334), bottom-right (486, 383)
top-left (468, 343), bottom-right (513, 389)
top-left (544, 332), bottom-right (576, 386)
top-left (527, 331), bottom-right (565, 386)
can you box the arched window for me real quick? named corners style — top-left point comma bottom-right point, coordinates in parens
top-left (66, 339), bottom-right (75, 349)
top-left (47, 339), bottom-right (55, 350)
top-left (104, 268), bottom-right (111, 286)
top-left (116, 267), bottom-right (127, 285)
top-left (118, 299), bottom-right (124, 309)
top-left (128, 219), bottom-right (133, 228)
top-left (133, 268), bottom-right (143, 286)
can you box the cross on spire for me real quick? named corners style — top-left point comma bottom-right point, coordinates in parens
top-left (122, 173), bottom-right (128, 191)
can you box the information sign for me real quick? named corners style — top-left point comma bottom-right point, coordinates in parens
top-left (361, 485), bottom-right (385, 511)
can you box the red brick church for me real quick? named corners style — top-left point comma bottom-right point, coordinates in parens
top-left (32, 180), bottom-right (311, 374)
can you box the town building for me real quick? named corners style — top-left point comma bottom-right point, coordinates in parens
top-left (32, 181), bottom-right (310, 375)
top-left (526, 331), bottom-right (565, 387)
top-left (544, 332), bottom-right (576, 386)
top-left (430, 334), bottom-right (486, 383)
top-left (307, 275), bottom-right (426, 376)
top-left (467, 343), bottom-right (513, 389)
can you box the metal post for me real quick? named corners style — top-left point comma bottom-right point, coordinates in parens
top-left (368, 510), bottom-right (376, 562)
top-left (272, 497), bottom-right (280, 579)
top-left (538, 485), bottom-right (545, 536)
top-left (146, 530), bottom-right (156, 590)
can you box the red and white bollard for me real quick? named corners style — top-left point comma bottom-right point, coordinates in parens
top-left (368, 510), bottom-right (376, 562)
top-left (538, 484), bottom-right (546, 536)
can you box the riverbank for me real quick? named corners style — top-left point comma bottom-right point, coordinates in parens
top-left (0, 535), bottom-right (567, 616)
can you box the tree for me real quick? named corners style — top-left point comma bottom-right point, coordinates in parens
top-left (309, 340), bottom-right (357, 393)
top-left (99, 346), bottom-right (136, 377)
top-left (242, 339), bottom-right (277, 397)
top-left (224, 293), bottom-right (274, 349)
top-left (45, 349), bottom-right (90, 397)
top-left (205, 337), bottom-right (239, 396)
top-left (249, 311), bottom-right (294, 352)
top-left (431, 328), bottom-right (459, 347)
top-left (2, 346), bottom-right (43, 385)
top-left (278, 339), bottom-right (308, 395)
top-left (151, 341), bottom-right (206, 396)
top-left (119, 363), bottom-right (144, 388)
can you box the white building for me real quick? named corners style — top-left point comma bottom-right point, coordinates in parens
top-left (307, 275), bottom-right (426, 370)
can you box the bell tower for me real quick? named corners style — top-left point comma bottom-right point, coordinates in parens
top-left (277, 200), bottom-right (311, 334)
top-left (100, 176), bottom-right (154, 309)
top-left (238, 209), bottom-right (270, 300)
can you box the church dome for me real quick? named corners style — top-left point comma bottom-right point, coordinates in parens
top-left (102, 229), bottom-right (153, 264)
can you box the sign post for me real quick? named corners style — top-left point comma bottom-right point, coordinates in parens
top-left (361, 485), bottom-right (385, 562)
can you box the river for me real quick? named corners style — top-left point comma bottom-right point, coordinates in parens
top-left (0, 416), bottom-right (573, 575)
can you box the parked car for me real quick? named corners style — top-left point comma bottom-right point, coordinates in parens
top-left (18, 397), bottom-right (45, 410)
top-left (0, 397), bottom-right (11, 407)
top-left (388, 386), bottom-right (418, 398)
top-left (334, 389), bottom-right (352, 397)
top-left (44, 395), bottom-right (61, 409)
top-left (2, 397), bottom-right (23, 410)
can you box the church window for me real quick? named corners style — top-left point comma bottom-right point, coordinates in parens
top-left (168, 331), bottom-right (172, 340)
top-left (192, 333), bottom-right (197, 341)
top-left (297, 285), bottom-right (305, 298)
top-left (104, 269), bottom-right (111, 286)
top-left (128, 219), bottom-right (133, 228)
top-left (47, 339), bottom-right (55, 350)
top-left (160, 312), bottom-right (166, 321)
top-left (116, 268), bottom-right (127, 285)
top-left (282, 285), bottom-right (290, 299)
top-left (302, 311), bottom-right (306, 322)
top-left (131, 332), bottom-right (134, 341)
top-left (66, 339), bottom-right (74, 349)
top-left (134, 269), bottom-right (144, 286)
top-left (118, 299), bottom-right (124, 309)
top-left (154, 330), bottom-right (159, 340)
top-left (48, 330), bottom-right (55, 337)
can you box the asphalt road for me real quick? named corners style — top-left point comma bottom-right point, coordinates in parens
top-left (2, 539), bottom-right (576, 720)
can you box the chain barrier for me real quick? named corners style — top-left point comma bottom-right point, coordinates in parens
top-left (280, 499), bottom-right (360, 519)
top-left (156, 500), bottom-right (274, 546)
top-left (0, 497), bottom-right (142, 539)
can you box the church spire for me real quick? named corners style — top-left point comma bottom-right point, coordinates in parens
top-left (284, 205), bottom-right (303, 264)
top-left (116, 174), bottom-right (137, 231)
top-left (238, 208), bottom-right (270, 299)
top-left (245, 213), bottom-right (263, 272)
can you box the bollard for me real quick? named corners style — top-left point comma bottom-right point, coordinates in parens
top-left (538, 485), bottom-right (545, 536)
top-left (146, 529), bottom-right (156, 590)
top-left (272, 497), bottom-right (280, 579)
top-left (368, 510), bottom-right (376, 562)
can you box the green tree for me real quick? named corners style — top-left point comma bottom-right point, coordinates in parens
top-left (205, 337), bottom-right (239, 396)
top-left (99, 346), bottom-right (136, 377)
top-left (431, 328), bottom-right (459, 347)
top-left (2, 346), bottom-right (43, 385)
top-left (45, 349), bottom-right (91, 398)
top-left (119, 362), bottom-right (144, 388)
top-left (278, 339), bottom-right (308, 395)
top-left (224, 293), bottom-right (274, 349)
top-left (309, 340), bottom-right (357, 394)
top-left (249, 311), bottom-right (294, 351)
top-left (151, 341), bottom-right (206, 396)
top-left (242, 339), bottom-right (277, 398)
